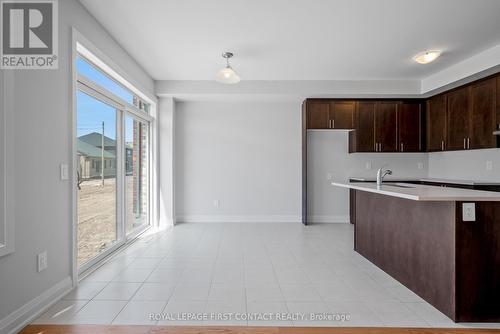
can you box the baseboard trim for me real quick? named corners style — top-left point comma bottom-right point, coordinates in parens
top-left (307, 215), bottom-right (350, 223)
top-left (176, 215), bottom-right (302, 223)
top-left (0, 276), bottom-right (73, 334)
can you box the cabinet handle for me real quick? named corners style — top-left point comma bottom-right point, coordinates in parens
top-left (379, 143), bottom-right (382, 152)
top-left (467, 138), bottom-right (470, 149)
top-left (374, 142), bottom-right (377, 152)
top-left (400, 142), bottom-right (404, 152)
top-left (441, 140), bottom-right (444, 151)
top-left (463, 138), bottom-right (466, 150)
top-left (332, 119), bottom-right (335, 129)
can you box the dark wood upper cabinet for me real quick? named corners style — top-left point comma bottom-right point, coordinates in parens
top-left (447, 86), bottom-right (471, 151)
top-left (470, 77), bottom-right (496, 149)
top-left (355, 102), bottom-right (376, 152)
top-left (398, 102), bottom-right (422, 152)
top-left (427, 95), bottom-right (447, 152)
top-left (306, 101), bottom-right (329, 129)
top-left (497, 75), bottom-right (500, 131)
top-left (330, 101), bottom-right (355, 129)
top-left (375, 102), bottom-right (398, 152)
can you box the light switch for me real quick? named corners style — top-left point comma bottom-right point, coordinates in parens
top-left (462, 203), bottom-right (476, 222)
top-left (60, 163), bottom-right (69, 180)
top-left (417, 162), bottom-right (424, 170)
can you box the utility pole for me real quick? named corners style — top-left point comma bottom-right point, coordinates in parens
top-left (101, 121), bottom-right (105, 187)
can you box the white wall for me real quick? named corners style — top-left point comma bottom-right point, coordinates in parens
top-left (428, 148), bottom-right (500, 181)
top-left (158, 97), bottom-right (176, 228)
top-left (307, 131), bottom-right (429, 222)
top-left (175, 101), bottom-right (302, 223)
top-left (0, 0), bottom-right (154, 331)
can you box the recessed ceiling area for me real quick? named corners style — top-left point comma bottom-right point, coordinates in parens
top-left (79, 0), bottom-right (500, 82)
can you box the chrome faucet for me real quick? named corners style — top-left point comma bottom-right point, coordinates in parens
top-left (376, 167), bottom-right (392, 186)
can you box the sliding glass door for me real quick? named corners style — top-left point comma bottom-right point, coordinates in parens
top-left (75, 53), bottom-right (152, 273)
top-left (77, 91), bottom-right (119, 267)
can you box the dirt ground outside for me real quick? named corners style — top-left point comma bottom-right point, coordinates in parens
top-left (77, 176), bottom-right (146, 266)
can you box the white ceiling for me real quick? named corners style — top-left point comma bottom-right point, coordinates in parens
top-left (79, 0), bottom-right (500, 81)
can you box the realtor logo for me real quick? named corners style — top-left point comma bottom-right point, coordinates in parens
top-left (1, 0), bottom-right (58, 69)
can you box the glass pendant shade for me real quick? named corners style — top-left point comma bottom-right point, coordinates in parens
top-left (215, 65), bottom-right (240, 84)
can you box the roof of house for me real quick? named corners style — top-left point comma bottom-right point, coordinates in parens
top-left (78, 132), bottom-right (116, 148)
top-left (77, 139), bottom-right (115, 159)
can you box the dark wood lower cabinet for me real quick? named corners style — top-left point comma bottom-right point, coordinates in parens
top-left (354, 191), bottom-right (500, 322)
top-left (349, 189), bottom-right (356, 225)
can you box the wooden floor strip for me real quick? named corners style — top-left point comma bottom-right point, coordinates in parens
top-left (18, 326), bottom-right (500, 334)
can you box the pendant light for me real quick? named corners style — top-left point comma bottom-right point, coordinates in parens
top-left (413, 50), bottom-right (441, 64)
top-left (215, 52), bottom-right (241, 84)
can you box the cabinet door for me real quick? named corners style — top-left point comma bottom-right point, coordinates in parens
top-left (375, 102), bottom-right (398, 152)
top-left (470, 78), bottom-right (496, 149)
top-left (330, 101), bottom-right (355, 129)
top-left (497, 75), bottom-right (500, 131)
top-left (355, 102), bottom-right (376, 152)
top-left (427, 95), bottom-right (447, 151)
top-left (447, 87), bottom-right (470, 150)
top-left (306, 102), bottom-right (329, 129)
top-left (398, 102), bottom-right (422, 152)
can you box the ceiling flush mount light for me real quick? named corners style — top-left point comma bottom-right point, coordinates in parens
top-left (215, 52), bottom-right (241, 84)
top-left (413, 50), bottom-right (442, 64)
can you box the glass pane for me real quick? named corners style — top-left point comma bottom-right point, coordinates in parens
top-left (76, 56), bottom-right (134, 105)
top-left (125, 115), bottom-right (149, 234)
top-left (77, 90), bottom-right (118, 267)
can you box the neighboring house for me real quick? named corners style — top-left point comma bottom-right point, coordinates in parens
top-left (77, 139), bottom-right (116, 179)
top-left (78, 132), bottom-right (117, 154)
top-left (78, 132), bottom-right (133, 176)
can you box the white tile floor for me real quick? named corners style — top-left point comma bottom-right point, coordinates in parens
top-left (34, 223), bottom-right (500, 328)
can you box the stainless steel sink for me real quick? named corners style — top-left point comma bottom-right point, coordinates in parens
top-left (384, 183), bottom-right (415, 189)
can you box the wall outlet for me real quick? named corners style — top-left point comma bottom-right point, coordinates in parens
top-left (486, 161), bottom-right (493, 171)
top-left (213, 200), bottom-right (220, 208)
top-left (37, 251), bottom-right (47, 272)
top-left (462, 203), bottom-right (476, 222)
top-left (326, 173), bottom-right (333, 180)
top-left (417, 162), bottom-right (424, 170)
top-left (365, 162), bottom-right (372, 170)
top-left (60, 163), bottom-right (69, 180)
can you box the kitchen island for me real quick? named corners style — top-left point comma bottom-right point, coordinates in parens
top-left (332, 181), bottom-right (500, 323)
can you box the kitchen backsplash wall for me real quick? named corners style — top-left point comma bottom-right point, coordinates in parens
top-left (428, 148), bottom-right (500, 181)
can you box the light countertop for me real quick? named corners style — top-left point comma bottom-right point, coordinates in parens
top-left (332, 182), bottom-right (500, 201)
top-left (348, 177), bottom-right (500, 186)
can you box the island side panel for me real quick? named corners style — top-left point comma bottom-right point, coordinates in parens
top-left (354, 191), bottom-right (457, 320)
top-left (455, 201), bottom-right (500, 322)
